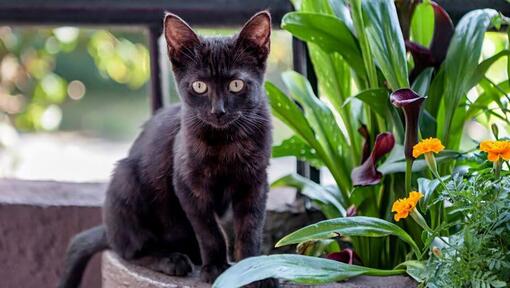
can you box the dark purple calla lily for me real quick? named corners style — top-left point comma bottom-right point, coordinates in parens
top-left (390, 89), bottom-right (426, 160)
top-left (358, 124), bottom-right (371, 163)
top-left (406, 1), bottom-right (454, 81)
top-left (351, 132), bottom-right (395, 186)
top-left (346, 205), bottom-right (358, 217)
top-left (326, 248), bottom-right (362, 265)
top-left (395, 0), bottom-right (420, 40)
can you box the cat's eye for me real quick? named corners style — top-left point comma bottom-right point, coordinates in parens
top-left (228, 79), bottom-right (245, 93)
top-left (191, 81), bottom-right (208, 94)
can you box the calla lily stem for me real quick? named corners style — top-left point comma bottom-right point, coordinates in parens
top-left (405, 159), bottom-right (413, 194)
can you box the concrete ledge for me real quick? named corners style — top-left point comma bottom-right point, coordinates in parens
top-left (0, 179), bottom-right (322, 287)
top-left (102, 251), bottom-right (417, 288)
top-left (0, 178), bottom-right (106, 288)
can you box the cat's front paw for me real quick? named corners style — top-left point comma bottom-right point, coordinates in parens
top-left (243, 278), bottom-right (279, 288)
top-left (157, 253), bottom-right (193, 276)
top-left (200, 263), bottom-right (230, 283)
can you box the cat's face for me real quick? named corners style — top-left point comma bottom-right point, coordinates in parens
top-left (164, 12), bottom-right (271, 129)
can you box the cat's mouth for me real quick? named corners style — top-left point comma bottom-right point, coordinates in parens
top-left (197, 112), bottom-right (241, 129)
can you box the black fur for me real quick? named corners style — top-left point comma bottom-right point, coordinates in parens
top-left (59, 226), bottom-right (108, 288)
top-left (59, 11), bottom-right (277, 288)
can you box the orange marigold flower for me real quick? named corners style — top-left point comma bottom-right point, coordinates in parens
top-left (412, 138), bottom-right (445, 158)
top-left (392, 191), bottom-right (423, 222)
top-left (480, 140), bottom-right (510, 162)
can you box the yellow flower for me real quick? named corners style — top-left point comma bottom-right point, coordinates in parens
top-left (392, 191), bottom-right (423, 222)
top-left (412, 138), bottom-right (445, 158)
top-left (480, 140), bottom-right (510, 162)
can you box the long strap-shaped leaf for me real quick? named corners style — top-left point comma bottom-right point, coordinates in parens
top-left (362, 0), bottom-right (409, 90)
top-left (276, 216), bottom-right (421, 258)
top-left (282, 12), bottom-right (366, 81)
top-left (282, 71), bottom-right (351, 193)
top-left (212, 254), bottom-right (405, 288)
top-left (440, 9), bottom-right (500, 147)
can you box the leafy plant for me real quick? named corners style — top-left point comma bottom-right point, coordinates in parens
top-left (215, 0), bottom-right (510, 286)
top-left (269, 0), bottom-right (508, 268)
top-left (422, 170), bottom-right (510, 287)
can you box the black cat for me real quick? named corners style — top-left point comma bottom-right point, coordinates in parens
top-left (58, 11), bottom-right (277, 288)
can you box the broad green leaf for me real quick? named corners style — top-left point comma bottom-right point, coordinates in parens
top-left (440, 9), bottom-right (500, 146)
top-left (343, 88), bottom-right (389, 118)
top-left (417, 177), bottom-right (440, 208)
top-left (466, 81), bottom-right (510, 120)
top-left (426, 66), bottom-right (445, 118)
top-left (362, 0), bottom-right (409, 90)
top-left (412, 67), bottom-right (434, 97)
top-left (212, 254), bottom-right (405, 288)
top-left (394, 260), bottom-right (426, 282)
top-left (276, 216), bottom-right (420, 257)
top-left (468, 49), bottom-right (510, 88)
top-left (307, 45), bottom-right (360, 164)
top-left (282, 12), bottom-right (366, 79)
top-left (298, 0), bottom-right (358, 160)
top-left (309, 45), bottom-right (351, 110)
top-left (300, 0), bottom-right (353, 32)
top-left (297, 239), bottom-right (340, 256)
top-left (265, 81), bottom-right (318, 149)
top-left (272, 135), bottom-right (324, 169)
top-left (282, 71), bottom-right (351, 194)
top-left (410, 2), bottom-right (434, 47)
top-left (272, 173), bottom-right (346, 217)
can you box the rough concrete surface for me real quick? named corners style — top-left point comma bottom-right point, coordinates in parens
top-left (103, 251), bottom-right (417, 288)
top-left (0, 179), bottom-right (323, 288)
top-left (0, 179), bottom-right (106, 288)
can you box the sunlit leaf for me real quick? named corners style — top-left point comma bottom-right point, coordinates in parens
top-left (213, 254), bottom-right (405, 288)
top-left (281, 12), bottom-right (366, 80)
top-left (272, 173), bottom-right (346, 218)
top-left (276, 216), bottom-right (421, 257)
top-left (272, 135), bottom-right (324, 168)
top-left (362, 0), bottom-right (409, 90)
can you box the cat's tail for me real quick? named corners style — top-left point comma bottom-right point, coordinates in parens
top-left (58, 225), bottom-right (109, 288)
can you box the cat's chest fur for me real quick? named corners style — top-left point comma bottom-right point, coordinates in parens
top-left (175, 127), bottom-right (270, 191)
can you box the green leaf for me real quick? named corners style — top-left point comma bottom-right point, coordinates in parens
top-left (275, 216), bottom-right (420, 257)
top-left (362, 0), bottom-right (409, 90)
top-left (378, 145), bottom-right (459, 175)
top-left (272, 174), bottom-right (346, 217)
top-left (281, 12), bottom-right (366, 79)
top-left (410, 2), bottom-right (435, 47)
top-left (468, 49), bottom-right (510, 89)
top-left (300, 0), bottom-right (354, 32)
top-left (466, 81), bottom-right (510, 120)
top-left (343, 88), bottom-right (389, 118)
top-left (212, 254), bottom-right (405, 288)
top-left (272, 135), bottom-right (324, 169)
top-left (440, 9), bottom-right (500, 145)
top-left (411, 67), bottom-right (434, 97)
top-left (282, 71), bottom-right (351, 195)
top-left (265, 81), bottom-right (318, 149)
top-left (394, 260), bottom-right (426, 282)
top-left (309, 45), bottom-right (352, 109)
top-left (417, 177), bottom-right (440, 208)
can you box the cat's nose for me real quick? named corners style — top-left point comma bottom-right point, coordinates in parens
top-left (211, 107), bottom-right (226, 117)
top-left (211, 99), bottom-right (226, 117)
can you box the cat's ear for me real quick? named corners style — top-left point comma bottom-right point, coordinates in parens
top-left (164, 13), bottom-right (200, 60)
top-left (237, 11), bottom-right (271, 58)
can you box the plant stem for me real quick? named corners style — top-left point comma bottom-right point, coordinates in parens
top-left (366, 268), bottom-right (406, 277)
top-left (405, 159), bottom-right (413, 193)
top-left (349, 0), bottom-right (379, 88)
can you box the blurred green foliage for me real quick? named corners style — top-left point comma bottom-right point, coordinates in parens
top-left (0, 26), bottom-right (150, 132)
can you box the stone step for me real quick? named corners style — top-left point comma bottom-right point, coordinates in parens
top-left (102, 251), bottom-right (417, 288)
